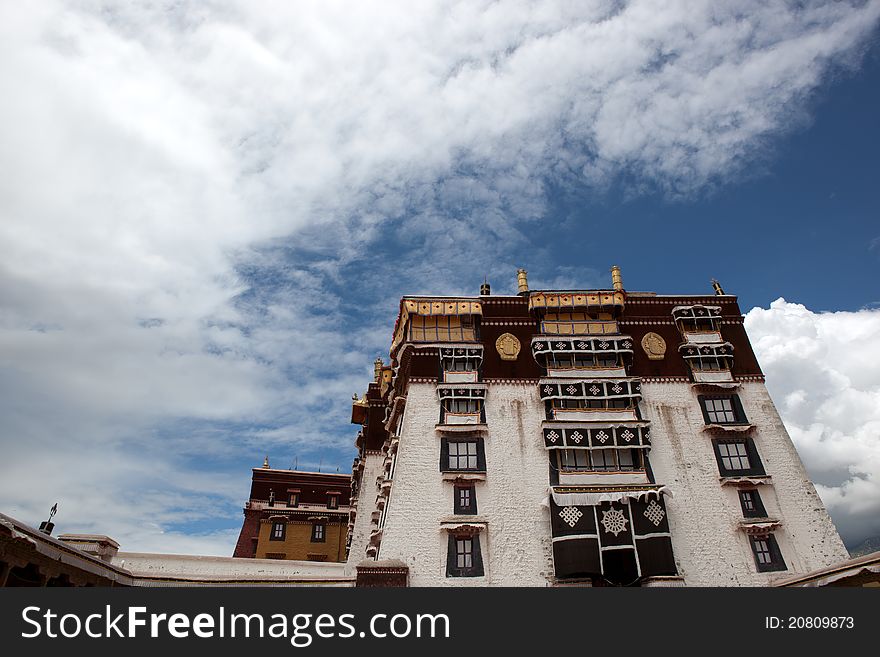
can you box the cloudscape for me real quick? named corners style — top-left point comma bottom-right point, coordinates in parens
top-left (1, 0), bottom-right (879, 555)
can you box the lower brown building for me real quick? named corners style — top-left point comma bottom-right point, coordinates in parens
top-left (233, 460), bottom-right (351, 562)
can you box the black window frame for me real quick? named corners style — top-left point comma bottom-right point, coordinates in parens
top-left (446, 533), bottom-right (484, 577)
top-left (441, 398), bottom-right (486, 424)
top-left (738, 489), bottom-right (767, 518)
top-left (311, 523), bottom-right (326, 543)
top-left (269, 521), bottom-right (286, 541)
top-left (442, 357), bottom-right (481, 373)
top-left (750, 534), bottom-right (787, 572)
top-left (698, 395), bottom-right (747, 425)
top-left (440, 437), bottom-right (486, 473)
top-left (289, 492), bottom-right (299, 508)
top-left (327, 494), bottom-right (339, 510)
top-left (712, 438), bottom-right (765, 477)
top-left (557, 448), bottom-right (643, 473)
top-left (454, 484), bottom-right (477, 515)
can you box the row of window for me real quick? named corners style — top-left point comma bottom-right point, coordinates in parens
top-left (699, 395), bottom-right (787, 572)
top-left (545, 353), bottom-right (621, 369)
top-left (270, 521), bottom-right (326, 542)
top-left (267, 491), bottom-right (339, 510)
top-left (557, 448), bottom-right (643, 472)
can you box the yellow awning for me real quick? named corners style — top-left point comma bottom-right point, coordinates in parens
top-left (529, 291), bottom-right (625, 312)
top-left (391, 299), bottom-right (482, 357)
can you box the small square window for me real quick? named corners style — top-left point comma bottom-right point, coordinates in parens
top-left (713, 438), bottom-right (764, 477)
top-left (738, 489), bottom-right (767, 518)
top-left (454, 485), bottom-right (477, 515)
top-left (441, 438), bottom-right (485, 472)
top-left (750, 534), bottom-right (787, 572)
top-left (719, 441), bottom-right (750, 470)
top-left (270, 521), bottom-right (286, 541)
top-left (449, 441), bottom-right (477, 469)
top-left (311, 523), bottom-right (325, 543)
top-left (699, 395), bottom-right (746, 424)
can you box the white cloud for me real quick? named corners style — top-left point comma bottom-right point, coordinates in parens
top-left (745, 299), bottom-right (880, 546)
top-left (1, 1), bottom-right (878, 553)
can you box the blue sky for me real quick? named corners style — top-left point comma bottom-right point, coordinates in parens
top-left (1, 1), bottom-right (879, 554)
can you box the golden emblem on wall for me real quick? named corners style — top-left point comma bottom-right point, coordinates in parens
top-left (495, 333), bottom-right (521, 361)
top-left (641, 332), bottom-right (667, 360)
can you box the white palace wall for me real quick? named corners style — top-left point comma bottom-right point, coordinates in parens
top-left (377, 382), bottom-right (553, 586)
top-left (641, 381), bottom-right (848, 586)
top-left (375, 379), bottom-right (847, 586)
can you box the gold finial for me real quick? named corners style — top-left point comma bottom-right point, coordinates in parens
top-left (610, 265), bottom-right (623, 292)
top-left (711, 279), bottom-right (725, 295)
top-left (516, 269), bottom-right (529, 295)
top-left (262, 455), bottom-right (270, 469)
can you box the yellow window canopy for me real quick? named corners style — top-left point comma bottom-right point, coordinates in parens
top-left (529, 291), bottom-right (625, 311)
top-left (541, 312), bottom-right (618, 336)
top-left (391, 299), bottom-right (483, 355)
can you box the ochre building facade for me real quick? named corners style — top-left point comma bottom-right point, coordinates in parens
top-left (234, 464), bottom-right (350, 563)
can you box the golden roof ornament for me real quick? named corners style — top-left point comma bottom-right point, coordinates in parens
top-left (374, 357), bottom-right (384, 381)
top-left (262, 455), bottom-right (270, 469)
top-left (517, 269), bottom-right (529, 295)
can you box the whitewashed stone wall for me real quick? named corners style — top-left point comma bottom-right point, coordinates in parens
top-left (641, 381), bottom-right (848, 586)
top-left (377, 382), bottom-right (554, 586)
top-left (346, 451), bottom-right (385, 569)
top-left (374, 378), bottom-right (847, 586)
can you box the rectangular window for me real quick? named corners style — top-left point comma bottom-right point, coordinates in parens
top-left (446, 399), bottom-right (480, 414)
top-left (557, 449), bottom-right (643, 473)
top-left (270, 521), bottom-right (285, 541)
top-left (409, 315), bottom-right (476, 343)
top-left (440, 438), bottom-right (486, 473)
top-left (679, 317), bottom-right (719, 333)
top-left (699, 395), bottom-right (746, 424)
top-left (446, 534), bottom-right (484, 577)
top-left (289, 493), bottom-right (299, 508)
top-left (691, 356), bottom-right (729, 372)
top-left (327, 495), bottom-right (338, 510)
top-left (449, 441), bottom-right (478, 470)
top-left (456, 538), bottom-right (472, 568)
top-left (446, 358), bottom-right (479, 372)
top-left (540, 312), bottom-right (618, 336)
top-left (548, 397), bottom-right (634, 414)
top-left (547, 353), bottom-right (621, 370)
top-left (739, 489), bottom-right (767, 518)
top-left (719, 441), bottom-right (750, 470)
top-left (311, 523), bottom-right (325, 543)
top-left (750, 534), bottom-right (787, 572)
top-left (590, 448), bottom-right (615, 471)
top-left (713, 438), bottom-right (765, 477)
top-left (617, 449), bottom-right (636, 471)
top-left (454, 485), bottom-right (477, 515)
top-left (560, 449), bottom-right (591, 471)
